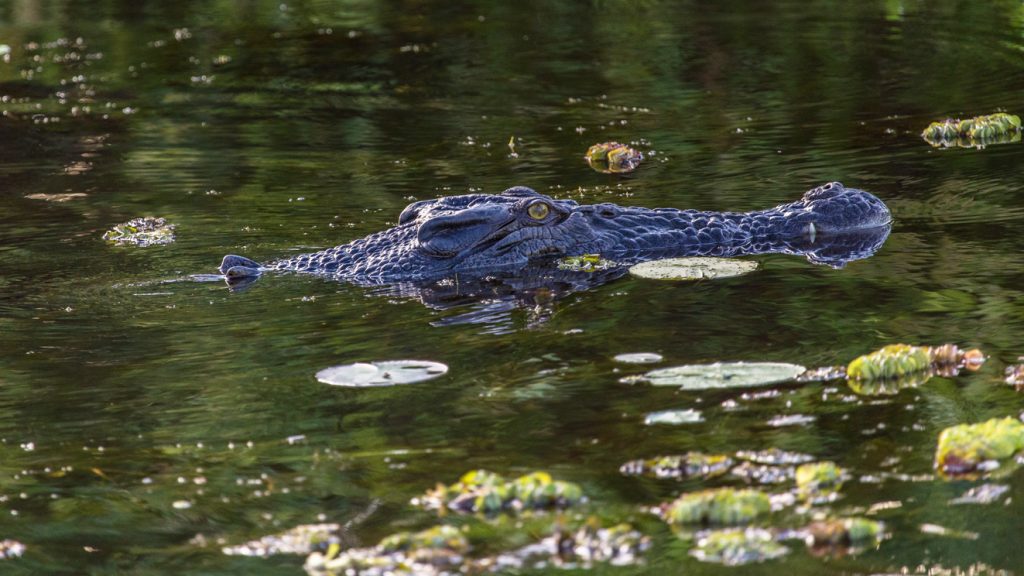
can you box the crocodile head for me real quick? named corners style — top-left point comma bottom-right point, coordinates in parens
top-left (399, 186), bottom-right (606, 271)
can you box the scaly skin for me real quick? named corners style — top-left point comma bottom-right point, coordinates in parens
top-left (220, 182), bottom-right (891, 284)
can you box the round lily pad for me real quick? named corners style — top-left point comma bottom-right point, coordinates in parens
top-left (642, 362), bottom-right (805, 390)
top-left (315, 360), bottom-right (448, 387)
top-left (630, 258), bottom-right (758, 281)
top-left (614, 352), bottom-right (664, 364)
top-left (644, 409), bottom-right (703, 425)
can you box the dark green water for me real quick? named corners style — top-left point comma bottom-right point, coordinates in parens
top-left (1, 0), bottom-right (1023, 573)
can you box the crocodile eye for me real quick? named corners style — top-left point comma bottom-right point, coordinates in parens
top-left (527, 202), bottom-right (550, 221)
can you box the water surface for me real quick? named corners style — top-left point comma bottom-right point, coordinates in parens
top-left (1, 0), bottom-right (1023, 573)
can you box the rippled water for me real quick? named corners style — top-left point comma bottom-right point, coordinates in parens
top-left (2, 0), bottom-right (1024, 573)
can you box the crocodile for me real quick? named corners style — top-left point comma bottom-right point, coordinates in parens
top-left (219, 182), bottom-right (891, 286)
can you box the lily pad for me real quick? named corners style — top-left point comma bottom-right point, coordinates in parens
top-left (613, 352), bottom-right (663, 364)
top-left (642, 362), bottom-right (805, 390)
top-left (629, 257), bottom-right (758, 281)
top-left (315, 360), bottom-right (448, 387)
top-left (644, 409), bottom-right (703, 425)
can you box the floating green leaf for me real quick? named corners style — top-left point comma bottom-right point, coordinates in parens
top-left (584, 141), bottom-right (643, 173)
top-left (934, 417), bottom-right (1024, 476)
top-left (642, 362), bottom-right (805, 390)
top-left (315, 360), bottom-right (448, 387)
top-left (661, 488), bottom-right (771, 525)
top-left (691, 528), bottom-right (788, 565)
top-left (102, 217), bottom-right (176, 247)
top-left (629, 257), bottom-right (758, 281)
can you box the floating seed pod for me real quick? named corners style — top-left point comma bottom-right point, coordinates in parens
top-left (661, 488), bottom-right (771, 525)
top-left (934, 417), bottom-right (1024, 477)
top-left (584, 142), bottom-right (643, 173)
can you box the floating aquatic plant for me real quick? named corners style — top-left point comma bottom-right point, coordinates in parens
top-left (102, 216), bottom-right (176, 246)
top-left (641, 361), bottom-right (806, 390)
top-left (934, 417), bottom-right (1024, 477)
top-left (222, 523), bottom-right (340, 557)
top-left (845, 344), bottom-right (983, 383)
top-left (305, 525), bottom-right (467, 575)
top-left (804, 517), bottom-right (884, 549)
top-left (415, 469), bottom-right (583, 515)
top-left (660, 488), bottom-right (771, 525)
top-left (584, 142), bottom-right (643, 173)
top-left (643, 408), bottom-right (704, 425)
top-left (612, 352), bottom-right (663, 364)
top-left (314, 360), bottom-right (448, 387)
top-left (795, 461), bottom-right (846, 501)
top-left (620, 452), bottom-right (734, 480)
top-left (629, 257), bottom-right (758, 281)
top-left (690, 528), bottom-right (788, 565)
top-left (557, 253), bottom-right (618, 272)
top-left (922, 113), bottom-right (1022, 148)
top-left (1004, 359), bottom-right (1024, 390)
top-left (487, 522), bottom-right (650, 570)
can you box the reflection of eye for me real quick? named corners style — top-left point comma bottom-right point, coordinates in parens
top-left (527, 202), bottom-right (550, 220)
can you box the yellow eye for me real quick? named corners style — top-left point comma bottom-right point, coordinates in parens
top-left (527, 202), bottom-right (550, 220)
